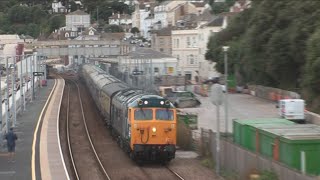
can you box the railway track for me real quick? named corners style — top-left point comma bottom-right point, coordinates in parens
top-left (64, 78), bottom-right (111, 180)
top-left (166, 166), bottom-right (185, 180)
top-left (137, 165), bottom-right (185, 180)
top-left (58, 73), bottom-right (211, 180)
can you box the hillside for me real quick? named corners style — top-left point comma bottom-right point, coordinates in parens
top-left (206, 0), bottom-right (320, 112)
top-left (0, 0), bottom-right (133, 38)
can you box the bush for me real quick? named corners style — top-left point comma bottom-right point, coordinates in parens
top-left (221, 169), bottom-right (238, 180)
top-left (200, 157), bottom-right (214, 170)
top-left (259, 170), bottom-right (278, 180)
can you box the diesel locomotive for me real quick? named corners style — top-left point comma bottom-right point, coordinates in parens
top-left (80, 64), bottom-right (176, 163)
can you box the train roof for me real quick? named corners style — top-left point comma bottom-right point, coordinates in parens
top-left (82, 64), bottom-right (130, 96)
top-left (82, 64), bottom-right (174, 108)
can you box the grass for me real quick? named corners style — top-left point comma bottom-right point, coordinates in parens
top-left (200, 157), bottom-right (215, 170)
top-left (221, 169), bottom-right (238, 180)
top-left (259, 170), bottom-right (279, 180)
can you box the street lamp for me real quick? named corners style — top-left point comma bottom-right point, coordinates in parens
top-left (222, 46), bottom-right (229, 134)
top-left (10, 57), bottom-right (17, 127)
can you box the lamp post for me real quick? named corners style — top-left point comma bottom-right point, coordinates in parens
top-left (11, 57), bottom-right (16, 127)
top-left (5, 57), bottom-right (10, 132)
top-left (0, 57), bottom-right (3, 145)
top-left (223, 46), bottom-right (229, 134)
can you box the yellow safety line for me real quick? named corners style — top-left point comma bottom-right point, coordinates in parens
top-left (0, 153), bottom-right (9, 156)
top-left (56, 80), bottom-right (70, 180)
top-left (31, 79), bottom-right (57, 180)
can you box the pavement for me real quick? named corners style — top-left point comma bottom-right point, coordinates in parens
top-left (179, 92), bottom-right (279, 133)
top-left (0, 79), bottom-right (54, 180)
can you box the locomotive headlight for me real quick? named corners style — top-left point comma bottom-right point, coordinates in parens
top-left (144, 100), bottom-right (148, 105)
top-left (152, 127), bottom-right (157, 133)
top-left (160, 101), bottom-right (164, 105)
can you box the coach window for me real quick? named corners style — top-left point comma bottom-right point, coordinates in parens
top-left (134, 109), bottom-right (153, 120)
top-left (156, 109), bottom-right (174, 121)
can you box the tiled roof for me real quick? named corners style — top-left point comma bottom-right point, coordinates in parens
top-left (100, 32), bottom-right (125, 41)
top-left (145, 15), bottom-right (154, 20)
top-left (0, 34), bottom-right (20, 40)
top-left (67, 10), bottom-right (89, 15)
top-left (206, 16), bottom-right (224, 27)
top-left (19, 35), bottom-right (34, 39)
top-left (198, 9), bottom-right (215, 22)
top-left (151, 27), bottom-right (172, 36)
top-left (82, 28), bottom-right (99, 35)
top-left (191, 2), bottom-right (206, 7)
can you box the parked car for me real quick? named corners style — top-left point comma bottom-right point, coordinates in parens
top-left (203, 77), bottom-right (220, 84)
top-left (165, 91), bottom-right (201, 108)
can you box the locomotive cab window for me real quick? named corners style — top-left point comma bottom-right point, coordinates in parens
top-left (134, 109), bottom-right (153, 120)
top-left (156, 109), bottom-right (174, 121)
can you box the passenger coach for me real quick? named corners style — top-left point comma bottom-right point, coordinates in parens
top-left (81, 64), bottom-right (177, 163)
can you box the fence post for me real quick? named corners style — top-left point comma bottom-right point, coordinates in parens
top-left (209, 129), bottom-right (214, 161)
top-left (200, 128), bottom-right (204, 156)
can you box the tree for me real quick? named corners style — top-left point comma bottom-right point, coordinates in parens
top-left (209, 0), bottom-right (236, 14)
top-left (48, 14), bottom-right (65, 33)
top-left (205, 0), bottom-right (320, 112)
top-left (104, 24), bottom-right (124, 33)
top-left (130, 27), bottom-right (140, 34)
top-left (69, 1), bottom-right (78, 12)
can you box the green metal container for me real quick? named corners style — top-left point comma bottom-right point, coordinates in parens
top-left (258, 124), bottom-right (320, 175)
top-left (279, 129), bottom-right (320, 175)
top-left (233, 118), bottom-right (295, 151)
top-left (258, 124), bottom-right (320, 158)
top-left (257, 124), bottom-right (311, 159)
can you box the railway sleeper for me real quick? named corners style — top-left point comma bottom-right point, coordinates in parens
top-left (133, 144), bottom-right (176, 162)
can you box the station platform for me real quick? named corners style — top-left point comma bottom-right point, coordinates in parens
top-left (0, 79), bottom-right (66, 180)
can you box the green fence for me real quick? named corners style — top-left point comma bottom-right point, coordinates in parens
top-left (178, 113), bottom-right (198, 130)
top-left (177, 113), bottom-right (198, 151)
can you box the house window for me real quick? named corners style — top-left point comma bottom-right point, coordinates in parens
top-left (177, 39), bottom-right (180, 48)
top-left (159, 38), bottom-right (164, 45)
top-left (192, 37), bottom-right (196, 47)
top-left (187, 37), bottom-right (190, 47)
top-left (160, 48), bottom-right (164, 52)
top-left (196, 55), bottom-right (198, 64)
top-left (185, 73), bottom-right (192, 81)
top-left (154, 67), bottom-right (159, 73)
top-left (188, 55), bottom-right (194, 64)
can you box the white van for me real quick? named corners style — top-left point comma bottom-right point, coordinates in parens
top-left (277, 99), bottom-right (305, 122)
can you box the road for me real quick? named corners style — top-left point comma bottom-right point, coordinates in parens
top-left (179, 93), bottom-right (279, 133)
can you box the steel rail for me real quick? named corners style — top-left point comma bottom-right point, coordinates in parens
top-left (66, 81), bottom-right (80, 180)
top-left (72, 79), bottom-right (111, 180)
top-left (166, 166), bottom-right (185, 180)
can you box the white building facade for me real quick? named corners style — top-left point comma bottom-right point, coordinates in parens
top-left (109, 14), bottom-right (132, 26)
top-left (171, 29), bottom-right (199, 81)
top-left (52, 0), bottom-right (67, 13)
top-left (119, 48), bottom-right (178, 76)
top-left (139, 6), bottom-right (152, 38)
top-left (171, 16), bottom-right (227, 81)
top-left (0, 35), bottom-right (24, 58)
top-left (153, 4), bottom-right (168, 29)
top-left (66, 10), bottom-right (90, 31)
